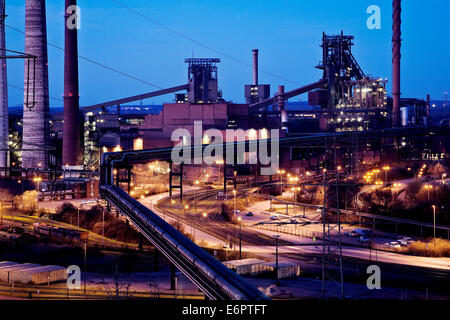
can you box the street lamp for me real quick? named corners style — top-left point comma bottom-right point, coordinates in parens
top-left (278, 170), bottom-right (285, 189)
top-left (237, 216), bottom-right (242, 260)
top-left (273, 235), bottom-right (280, 284)
top-left (216, 160), bottom-right (224, 185)
top-left (232, 189), bottom-right (237, 220)
top-left (382, 166), bottom-right (391, 184)
top-left (432, 205), bottom-right (437, 247)
top-left (33, 177), bottom-right (42, 210)
top-left (424, 185), bottom-right (433, 202)
top-left (194, 180), bottom-right (200, 213)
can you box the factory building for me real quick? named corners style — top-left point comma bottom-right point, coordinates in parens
top-left (244, 50), bottom-right (271, 105)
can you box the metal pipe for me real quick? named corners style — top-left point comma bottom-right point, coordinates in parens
top-left (392, 0), bottom-right (402, 127)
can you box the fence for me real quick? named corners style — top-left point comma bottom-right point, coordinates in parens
top-left (252, 223), bottom-right (326, 240)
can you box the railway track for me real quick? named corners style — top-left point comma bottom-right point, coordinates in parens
top-left (154, 187), bottom-right (292, 247)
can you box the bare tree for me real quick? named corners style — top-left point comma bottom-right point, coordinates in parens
top-left (147, 280), bottom-right (160, 299)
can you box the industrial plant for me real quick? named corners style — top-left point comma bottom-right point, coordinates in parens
top-left (0, 0), bottom-right (449, 306)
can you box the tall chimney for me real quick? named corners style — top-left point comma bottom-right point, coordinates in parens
top-left (62, 0), bottom-right (81, 166)
top-left (252, 49), bottom-right (258, 86)
top-left (22, 0), bottom-right (50, 169)
top-left (392, 0), bottom-right (401, 127)
top-left (0, 0), bottom-right (8, 169)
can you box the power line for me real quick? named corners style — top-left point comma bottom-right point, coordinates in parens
top-left (8, 83), bottom-right (63, 103)
top-left (110, 0), bottom-right (300, 86)
top-left (5, 24), bottom-right (163, 90)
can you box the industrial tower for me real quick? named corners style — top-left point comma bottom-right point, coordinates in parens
top-left (62, 0), bottom-right (81, 166)
top-left (22, 0), bottom-right (50, 169)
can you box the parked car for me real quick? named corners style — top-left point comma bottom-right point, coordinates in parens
top-left (359, 236), bottom-right (370, 243)
top-left (270, 215), bottom-right (279, 220)
top-left (350, 231), bottom-right (359, 237)
top-left (402, 237), bottom-right (414, 244)
top-left (246, 212), bottom-right (254, 217)
top-left (354, 228), bottom-right (371, 237)
top-left (385, 241), bottom-right (401, 248)
top-left (397, 237), bottom-right (414, 245)
top-left (290, 218), bottom-right (297, 224)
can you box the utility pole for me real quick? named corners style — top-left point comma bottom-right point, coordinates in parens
top-left (321, 148), bottom-right (345, 300)
top-left (238, 216), bottom-right (242, 260)
top-left (432, 205), bottom-right (436, 247)
top-left (83, 238), bottom-right (87, 294)
top-left (273, 235), bottom-right (280, 285)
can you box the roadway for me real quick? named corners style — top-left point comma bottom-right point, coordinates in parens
top-left (140, 186), bottom-right (450, 273)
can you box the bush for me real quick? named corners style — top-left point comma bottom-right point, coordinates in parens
top-left (406, 238), bottom-right (450, 257)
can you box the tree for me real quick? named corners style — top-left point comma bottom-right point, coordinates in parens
top-left (14, 190), bottom-right (38, 214)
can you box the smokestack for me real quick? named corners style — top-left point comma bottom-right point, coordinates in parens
top-left (62, 0), bottom-right (81, 166)
top-left (426, 94), bottom-right (430, 123)
top-left (252, 49), bottom-right (258, 86)
top-left (0, 0), bottom-right (8, 169)
top-left (278, 85), bottom-right (288, 131)
top-left (22, 0), bottom-right (50, 169)
top-left (392, 0), bottom-right (401, 127)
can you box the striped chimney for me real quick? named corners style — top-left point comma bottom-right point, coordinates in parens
top-left (22, 0), bottom-right (50, 169)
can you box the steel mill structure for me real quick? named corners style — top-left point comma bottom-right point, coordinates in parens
top-left (22, 0), bottom-right (50, 169)
top-left (0, 0), bottom-right (444, 182)
top-left (0, 0), bottom-right (417, 174)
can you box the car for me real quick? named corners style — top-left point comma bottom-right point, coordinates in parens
top-left (290, 218), bottom-right (297, 224)
top-left (354, 228), bottom-right (371, 237)
top-left (246, 212), bottom-right (254, 217)
top-left (350, 231), bottom-right (359, 237)
top-left (402, 237), bottom-right (413, 243)
top-left (397, 239), bottom-right (409, 246)
top-left (387, 241), bottom-right (401, 248)
top-left (222, 243), bottom-right (230, 249)
top-left (270, 215), bottom-right (279, 220)
top-left (359, 236), bottom-right (370, 243)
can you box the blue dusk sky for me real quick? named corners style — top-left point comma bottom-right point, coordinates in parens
top-left (4, 0), bottom-right (450, 108)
